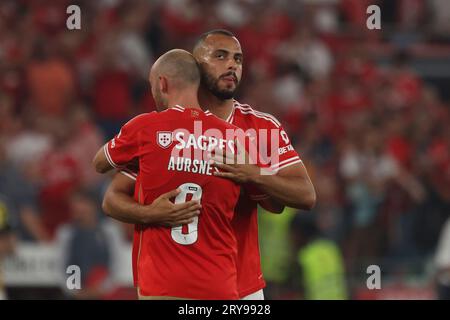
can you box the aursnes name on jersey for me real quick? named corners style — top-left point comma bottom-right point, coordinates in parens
top-left (167, 156), bottom-right (217, 176)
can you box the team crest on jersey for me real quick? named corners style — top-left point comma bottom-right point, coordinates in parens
top-left (157, 131), bottom-right (173, 148)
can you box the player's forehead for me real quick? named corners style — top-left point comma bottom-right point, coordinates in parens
top-left (203, 34), bottom-right (242, 55)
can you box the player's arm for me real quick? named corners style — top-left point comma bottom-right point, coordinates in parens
top-left (257, 198), bottom-right (285, 213)
top-left (93, 143), bottom-right (113, 174)
top-left (251, 162), bottom-right (316, 210)
top-left (212, 127), bottom-right (316, 210)
top-left (243, 186), bottom-right (284, 213)
top-left (93, 113), bottom-right (155, 174)
top-left (102, 172), bottom-right (201, 226)
top-left (93, 144), bottom-right (139, 174)
top-left (213, 161), bottom-right (315, 210)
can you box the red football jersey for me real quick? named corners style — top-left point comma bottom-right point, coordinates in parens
top-left (105, 106), bottom-right (243, 299)
top-left (227, 100), bottom-right (302, 297)
top-left (114, 101), bottom-right (301, 299)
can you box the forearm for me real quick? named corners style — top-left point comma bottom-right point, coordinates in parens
top-left (258, 197), bottom-right (285, 213)
top-left (103, 172), bottom-right (201, 227)
top-left (102, 188), bottom-right (150, 224)
top-left (252, 174), bottom-right (316, 210)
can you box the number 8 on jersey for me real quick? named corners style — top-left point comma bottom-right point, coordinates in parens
top-left (171, 183), bottom-right (202, 245)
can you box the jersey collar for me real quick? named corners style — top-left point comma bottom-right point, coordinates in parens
top-left (203, 100), bottom-right (237, 123)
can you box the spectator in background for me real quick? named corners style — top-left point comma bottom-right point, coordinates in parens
top-left (0, 138), bottom-right (50, 242)
top-left (235, 1), bottom-right (294, 76)
top-left (4, 109), bottom-right (52, 169)
top-left (114, 1), bottom-right (153, 79)
top-left (429, 0), bottom-right (450, 40)
top-left (0, 95), bottom-right (20, 138)
top-left (387, 51), bottom-right (422, 110)
top-left (340, 123), bottom-right (425, 268)
top-left (39, 120), bottom-right (81, 239)
top-left (340, 126), bottom-right (394, 264)
top-left (310, 171), bottom-right (346, 243)
top-left (289, 213), bottom-right (348, 300)
top-left (416, 124), bottom-right (450, 254)
top-left (161, 0), bottom-right (205, 46)
top-left (340, 0), bottom-right (374, 29)
top-left (258, 207), bottom-right (298, 300)
top-left (56, 189), bottom-right (125, 300)
top-left (93, 42), bottom-right (133, 139)
top-left (426, 125), bottom-right (450, 204)
top-left (66, 105), bottom-right (104, 190)
top-left (434, 217), bottom-right (450, 299)
top-left (325, 75), bottom-right (371, 140)
top-left (215, 0), bottom-right (248, 30)
top-left (276, 26), bottom-right (333, 80)
top-left (0, 192), bottom-right (16, 300)
top-left (26, 39), bottom-right (75, 117)
top-left (272, 63), bottom-right (305, 114)
top-left (240, 71), bottom-right (277, 116)
top-left (300, 0), bottom-right (340, 34)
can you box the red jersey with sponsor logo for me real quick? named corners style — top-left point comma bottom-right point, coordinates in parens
top-left (105, 106), bottom-right (242, 299)
top-left (227, 100), bottom-right (302, 297)
top-left (118, 101), bottom-right (301, 298)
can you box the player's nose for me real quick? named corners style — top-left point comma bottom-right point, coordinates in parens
top-left (226, 58), bottom-right (238, 71)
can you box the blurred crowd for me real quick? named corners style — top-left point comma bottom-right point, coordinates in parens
top-left (0, 0), bottom-right (450, 299)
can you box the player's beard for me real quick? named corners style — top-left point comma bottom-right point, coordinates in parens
top-left (200, 66), bottom-right (239, 100)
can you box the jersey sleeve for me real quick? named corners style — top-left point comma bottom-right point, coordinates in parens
top-left (258, 118), bottom-right (302, 173)
top-left (119, 164), bottom-right (139, 181)
top-left (245, 118), bottom-right (302, 200)
top-left (104, 113), bottom-right (152, 168)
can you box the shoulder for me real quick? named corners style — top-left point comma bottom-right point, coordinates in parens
top-left (121, 112), bottom-right (158, 132)
top-left (125, 112), bottom-right (157, 125)
top-left (233, 101), bottom-right (282, 129)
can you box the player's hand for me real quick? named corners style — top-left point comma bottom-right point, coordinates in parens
top-left (211, 160), bottom-right (260, 184)
top-left (210, 139), bottom-right (260, 184)
top-left (147, 189), bottom-right (201, 227)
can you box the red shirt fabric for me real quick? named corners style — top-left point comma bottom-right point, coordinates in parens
top-left (114, 101), bottom-right (301, 298)
top-left (227, 101), bottom-right (301, 297)
top-left (106, 106), bottom-right (243, 299)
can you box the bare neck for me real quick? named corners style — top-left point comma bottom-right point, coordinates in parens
top-left (198, 87), bottom-right (234, 121)
top-left (168, 90), bottom-right (201, 110)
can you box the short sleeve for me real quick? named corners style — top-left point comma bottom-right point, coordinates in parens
top-left (104, 114), bottom-right (152, 168)
top-left (258, 120), bottom-right (302, 172)
top-left (119, 165), bottom-right (138, 181)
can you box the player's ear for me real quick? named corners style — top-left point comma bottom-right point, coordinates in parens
top-left (159, 76), bottom-right (168, 94)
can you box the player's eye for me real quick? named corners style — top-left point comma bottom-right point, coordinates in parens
top-left (215, 52), bottom-right (226, 59)
top-left (235, 56), bottom-right (243, 64)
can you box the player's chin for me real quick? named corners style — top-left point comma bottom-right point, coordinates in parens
top-left (217, 85), bottom-right (237, 96)
top-left (216, 89), bottom-right (236, 100)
